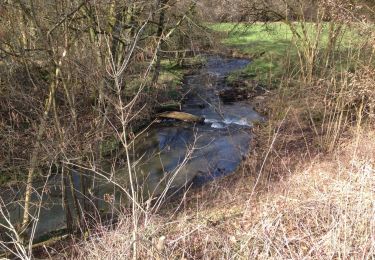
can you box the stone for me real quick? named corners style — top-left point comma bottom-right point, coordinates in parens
top-left (157, 111), bottom-right (204, 123)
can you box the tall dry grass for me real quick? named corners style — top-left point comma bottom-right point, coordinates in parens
top-left (60, 125), bottom-right (375, 259)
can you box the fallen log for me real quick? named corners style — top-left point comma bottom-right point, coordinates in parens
top-left (157, 111), bottom-right (204, 123)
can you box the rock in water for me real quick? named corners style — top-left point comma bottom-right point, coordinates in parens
top-left (157, 111), bottom-right (204, 123)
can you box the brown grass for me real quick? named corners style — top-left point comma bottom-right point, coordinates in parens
top-left (53, 102), bottom-right (375, 259)
top-left (54, 10), bottom-right (375, 259)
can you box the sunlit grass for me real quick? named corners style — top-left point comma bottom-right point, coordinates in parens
top-left (211, 22), bottom-right (363, 86)
top-left (212, 23), bottom-right (296, 85)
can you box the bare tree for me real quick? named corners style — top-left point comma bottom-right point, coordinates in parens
top-left (0, 0), bottom-right (203, 256)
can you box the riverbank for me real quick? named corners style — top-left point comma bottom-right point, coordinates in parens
top-left (57, 22), bottom-right (375, 259)
top-left (63, 79), bottom-right (375, 259)
top-left (2, 54), bottom-right (259, 257)
top-left (4, 20), bottom-right (373, 258)
top-left (0, 56), bottom-right (205, 187)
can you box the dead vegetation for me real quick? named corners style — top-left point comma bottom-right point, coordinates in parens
top-left (59, 107), bottom-right (375, 259)
top-left (57, 1), bottom-right (375, 258)
top-left (1, 0), bottom-right (375, 259)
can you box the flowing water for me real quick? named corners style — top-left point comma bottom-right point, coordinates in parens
top-left (0, 56), bottom-right (263, 243)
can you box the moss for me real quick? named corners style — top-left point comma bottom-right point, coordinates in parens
top-left (101, 136), bottom-right (121, 157)
top-left (0, 173), bottom-right (12, 186)
top-left (158, 55), bottom-right (206, 100)
top-left (0, 169), bottom-right (25, 186)
top-left (97, 56), bottom-right (206, 157)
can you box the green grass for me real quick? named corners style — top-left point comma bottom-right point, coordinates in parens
top-left (158, 55), bottom-right (206, 100)
top-left (159, 61), bottom-right (184, 88)
top-left (124, 61), bottom-right (184, 97)
top-left (125, 55), bottom-right (205, 98)
top-left (212, 22), bottom-right (363, 87)
top-left (212, 23), bottom-right (296, 85)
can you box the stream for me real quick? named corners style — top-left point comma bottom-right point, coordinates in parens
top-left (0, 56), bottom-right (263, 244)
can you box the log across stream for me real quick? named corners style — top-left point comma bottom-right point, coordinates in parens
top-left (0, 56), bottom-right (264, 245)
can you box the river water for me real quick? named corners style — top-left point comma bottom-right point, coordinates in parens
top-left (0, 56), bottom-right (262, 243)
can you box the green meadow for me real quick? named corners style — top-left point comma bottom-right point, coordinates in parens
top-left (212, 22), bottom-right (364, 86)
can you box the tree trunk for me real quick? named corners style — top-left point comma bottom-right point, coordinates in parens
top-left (22, 76), bottom-right (57, 231)
top-left (152, 0), bottom-right (167, 84)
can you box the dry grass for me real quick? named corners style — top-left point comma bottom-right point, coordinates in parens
top-left (239, 132), bottom-right (375, 259)
top-left (57, 113), bottom-right (375, 259)
top-left (56, 9), bottom-right (375, 259)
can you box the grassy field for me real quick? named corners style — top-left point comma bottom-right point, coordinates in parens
top-left (212, 23), bottom-right (294, 84)
top-left (212, 22), bottom-right (366, 87)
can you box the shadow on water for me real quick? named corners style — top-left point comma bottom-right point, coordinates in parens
top-left (0, 55), bottom-right (264, 244)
